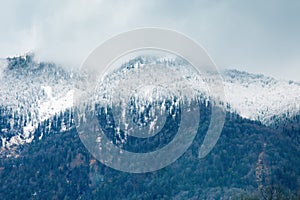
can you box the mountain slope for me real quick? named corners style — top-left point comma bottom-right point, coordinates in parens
top-left (0, 55), bottom-right (77, 152)
top-left (0, 109), bottom-right (299, 199)
top-left (0, 54), bottom-right (299, 199)
top-left (223, 69), bottom-right (300, 124)
top-left (0, 54), bottom-right (299, 154)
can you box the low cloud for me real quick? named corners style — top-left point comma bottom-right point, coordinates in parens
top-left (0, 0), bottom-right (299, 81)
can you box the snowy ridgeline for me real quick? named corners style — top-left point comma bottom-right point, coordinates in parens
top-left (0, 54), bottom-right (300, 152)
top-left (0, 55), bottom-right (77, 151)
top-left (223, 69), bottom-right (300, 123)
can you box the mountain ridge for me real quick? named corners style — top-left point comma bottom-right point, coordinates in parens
top-left (0, 54), bottom-right (299, 199)
top-left (0, 54), bottom-right (299, 154)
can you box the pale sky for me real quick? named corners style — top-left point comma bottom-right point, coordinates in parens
top-left (0, 0), bottom-right (299, 81)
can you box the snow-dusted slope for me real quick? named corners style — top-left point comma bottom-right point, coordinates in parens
top-left (0, 55), bottom-right (77, 151)
top-left (223, 69), bottom-right (300, 124)
top-left (0, 54), bottom-right (299, 153)
top-left (89, 56), bottom-right (300, 125)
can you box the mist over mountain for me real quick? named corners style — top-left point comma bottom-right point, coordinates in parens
top-left (0, 54), bottom-right (299, 199)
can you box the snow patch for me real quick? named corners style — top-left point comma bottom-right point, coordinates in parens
top-left (38, 86), bottom-right (74, 122)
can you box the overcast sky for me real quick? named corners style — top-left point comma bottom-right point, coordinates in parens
top-left (0, 0), bottom-right (299, 81)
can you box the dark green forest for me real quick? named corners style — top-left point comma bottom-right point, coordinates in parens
top-left (0, 102), bottom-right (299, 199)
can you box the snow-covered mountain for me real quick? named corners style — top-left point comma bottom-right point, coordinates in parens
top-left (0, 54), bottom-right (77, 152)
top-left (0, 54), bottom-right (299, 154)
top-left (223, 69), bottom-right (300, 124)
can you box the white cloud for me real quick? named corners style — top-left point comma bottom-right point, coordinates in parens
top-left (0, 0), bottom-right (299, 81)
top-left (30, 0), bottom-right (153, 68)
